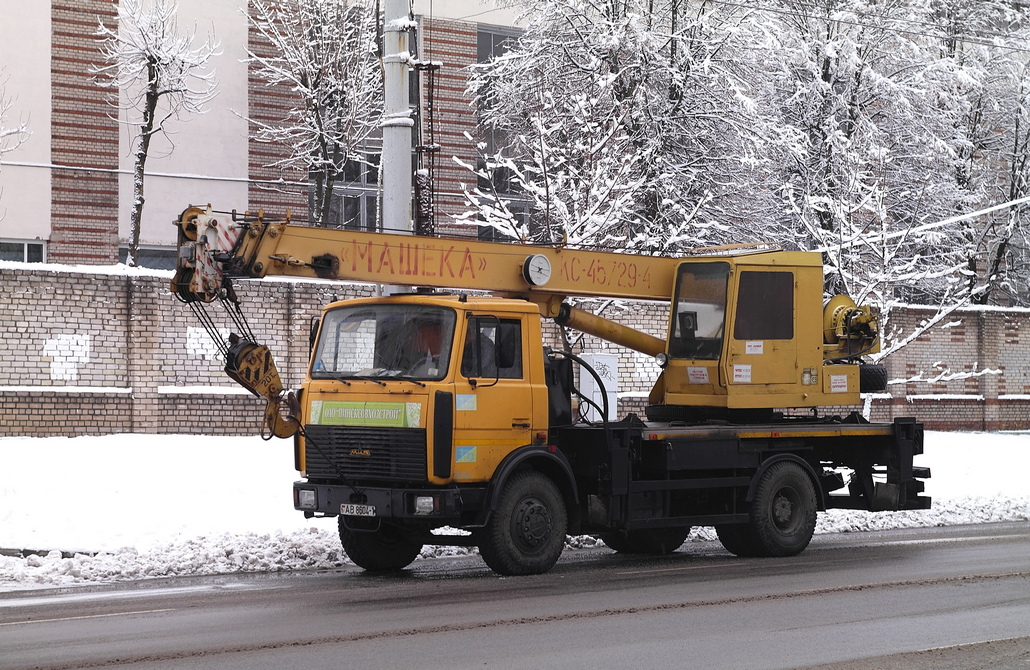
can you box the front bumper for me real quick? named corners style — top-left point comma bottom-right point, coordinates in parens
top-left (293, 481), bottom-right (482, 520)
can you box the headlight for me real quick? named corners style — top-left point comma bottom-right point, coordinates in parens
top-left (295, 489), bottom-right (317, 509)
top-left (414, 495), bottom-right (437, 515)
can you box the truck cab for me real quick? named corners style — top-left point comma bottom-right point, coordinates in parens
top-left (294, 294), bottom-right (574, 574)
top-left (301, 295), bottom-right (550, 488)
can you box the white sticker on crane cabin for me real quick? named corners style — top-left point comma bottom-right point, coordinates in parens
top-left (687, 367), bottom-right (710, 385)
top-left (42, 333), bottom-right (91, 381)
top-left (745, 341), bottom-right (764, 355)
top-left (830, 374), bottom-right (849, 393)
top-left (733, 364), bottom-right (752, 384)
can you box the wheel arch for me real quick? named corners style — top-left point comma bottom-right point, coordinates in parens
top-left (485, 446), bottom-right (581, 534)
top-left (746, 453), bottom-right (825, 511)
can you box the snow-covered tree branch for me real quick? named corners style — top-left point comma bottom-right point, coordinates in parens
top-left (94, 0), bottom-right (219, 267)
top-left (465, 0), bottom-right (788, 253)
top-left (0, 72), bottom-right (32, 222)
top-left (243, 0), bottom-right (383, 227)
top-left (0, 74), bottom-right (30, 160)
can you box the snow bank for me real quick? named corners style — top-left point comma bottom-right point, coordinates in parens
top-left (1, 432), bottom-right (1027, 590)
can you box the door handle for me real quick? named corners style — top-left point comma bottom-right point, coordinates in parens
top-left (512, 422), bottom-right (531, 428)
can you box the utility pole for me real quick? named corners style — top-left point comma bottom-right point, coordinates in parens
top-left (381, 0), bottom-right (413, 236)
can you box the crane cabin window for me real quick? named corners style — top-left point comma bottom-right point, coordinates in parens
top-left (669, 262), bottom-right (729, 360)
top-left (733, 271), bottom-right (794, 340)
top-left (312, 305), bottom-right (457, 381)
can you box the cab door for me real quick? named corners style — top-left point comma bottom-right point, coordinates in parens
top-left (451, 315), bottom-right (535, 483)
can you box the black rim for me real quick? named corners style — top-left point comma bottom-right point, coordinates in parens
top-left (511, 496), bottom-right (552, 553)
top-left (771, 485), bottom-right (803, 534)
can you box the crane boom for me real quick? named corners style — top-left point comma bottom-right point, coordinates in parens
top-left (170, 206), bottom-right (687, 311)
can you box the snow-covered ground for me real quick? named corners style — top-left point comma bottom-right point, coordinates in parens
top-left (1, 431), bottom-right (1027, 591)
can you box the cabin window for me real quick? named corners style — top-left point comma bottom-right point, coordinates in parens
top-left (669, 262), bottom-right (729, 360)
top-left (734, 271), bottom-right (794, 340)
top-left (461, 317), bottom-right (523, 379)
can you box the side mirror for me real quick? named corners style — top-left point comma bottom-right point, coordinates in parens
top-left (308, 315), bottom-right (321, 355)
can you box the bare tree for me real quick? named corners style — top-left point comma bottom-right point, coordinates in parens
top-left (0, 79), bottom-right (29, 158)
top-left (244, 0), bottom-right (383, 227)
top-left (0, 71), bottom-right (32, 221)
top-left (95, 0), bottom-right (218, 267)
top-left (927, 0), bottom-right (1030, 305)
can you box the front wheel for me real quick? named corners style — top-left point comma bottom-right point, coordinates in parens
top-left (338, 518), bottom-right (423, 572)
top-left (477, 470), bottom-right (568, 576)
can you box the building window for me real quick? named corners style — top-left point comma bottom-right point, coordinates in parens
top-left (476, 26), bottom-right (519, 158)
top-left (118, 246), bottom-right (177, 270)
top-left (476, 26), bottom-right (532, 243)
top-left (326, 152), bottom-right (380, 232)
top-left (0, 240), bottom-right (45, 263)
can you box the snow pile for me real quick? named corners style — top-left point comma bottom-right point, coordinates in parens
top-left (1, 530), bottom-right (344, 585)
top-left (1, 432), bottom-right (1028, 590)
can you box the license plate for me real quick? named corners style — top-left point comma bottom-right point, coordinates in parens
top-left (340, 503), bottom-right (376, 517)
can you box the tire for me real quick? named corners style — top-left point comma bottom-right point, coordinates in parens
top-left (748, 461), bottom-right (817, 557)
top-left (715, 523), bottom-right (760, 557)
top-left (600, 528), bottom-right (690, 555)
top-left (338, 518), bottom-right (423, 572)
top-left (477, 470), bottom-right (568, 576)
top-left (859, 363), bottom-right (888, 392)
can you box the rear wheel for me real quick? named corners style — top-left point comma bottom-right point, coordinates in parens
top-left (477, 470), bottom-right (567, 576)
top-left (600, 528), bottom-right (690, 555)
top-left (338, 518), bottom-right (423, 572)
top-left (748, 461), bottom-right (817, 557)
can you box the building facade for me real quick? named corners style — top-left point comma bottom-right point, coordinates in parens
top-left (0, 0), bottom-right (521, 266)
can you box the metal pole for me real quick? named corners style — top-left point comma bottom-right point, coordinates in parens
top-left (382, 0), bottom-right (413, 236)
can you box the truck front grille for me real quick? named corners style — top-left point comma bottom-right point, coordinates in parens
top-left (303, 425), bottom-right (427, 482)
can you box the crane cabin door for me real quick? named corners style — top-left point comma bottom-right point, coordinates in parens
top-left (452, 315), bottom-right (535, 484)
top-left (726, 269), bottom-right (797, 391)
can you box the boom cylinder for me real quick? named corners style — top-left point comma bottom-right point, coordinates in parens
top-left (555, 303), bottom-right (666, 357)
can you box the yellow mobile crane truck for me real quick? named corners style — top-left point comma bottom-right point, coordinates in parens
top-left (171, 205), bottom-right (929, 575)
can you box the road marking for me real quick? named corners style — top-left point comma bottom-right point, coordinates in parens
top-left (0, 608), bottom-right (174, 627)
top-left (618, 562), bottom-right (746, 575)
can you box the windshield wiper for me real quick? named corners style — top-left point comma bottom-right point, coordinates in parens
top-left (346, 375), bottom-right (388, 387)
top-left (317, 371), bottom-right (351, 386)
top-left (392, 376), bottom-right (426, 387)
top-left (317, 369), bottom-right (424, 387)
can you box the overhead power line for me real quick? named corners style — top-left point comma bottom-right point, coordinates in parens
top-left (813, 194), bottom-right (1030, 253)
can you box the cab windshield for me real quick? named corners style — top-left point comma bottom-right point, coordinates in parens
top-left (312, 305), bottom-right (457, 381)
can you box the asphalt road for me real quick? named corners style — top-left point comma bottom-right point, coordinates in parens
top-left (1, 522), bottom-right (1028, 670)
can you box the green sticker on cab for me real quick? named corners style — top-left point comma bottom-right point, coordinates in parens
top-left (310, 400), bottom-right (422, 427)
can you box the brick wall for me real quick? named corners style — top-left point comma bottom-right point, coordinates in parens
top-left (245, 0), bottom-right (309, 217)
top-left (2, 266), bottom-right (1029, 436)
top-left (418, 16), bottom-right (480, 237)
top-left (48, 0), bottom-right (120, 265)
